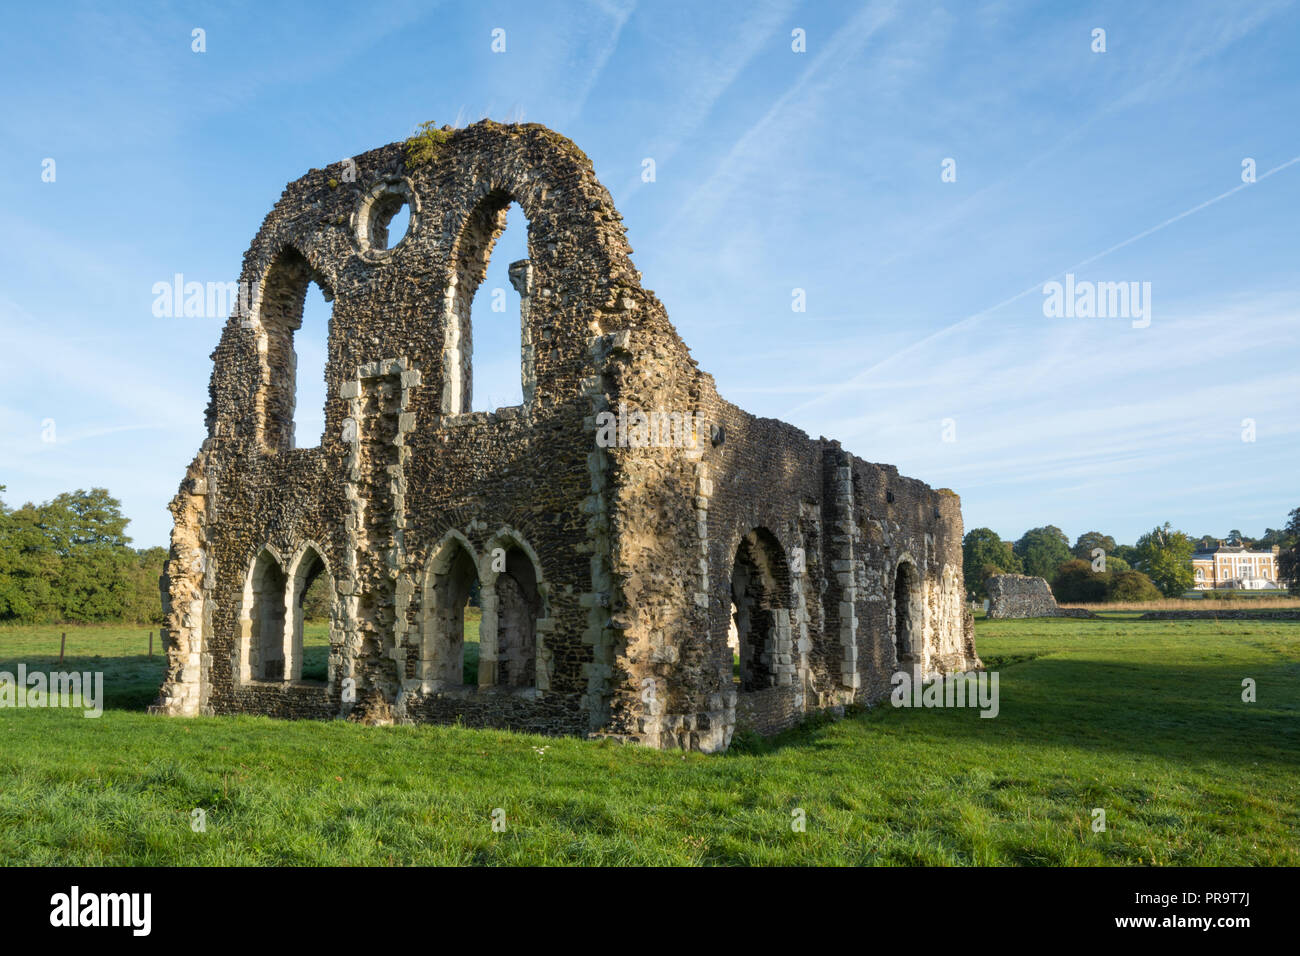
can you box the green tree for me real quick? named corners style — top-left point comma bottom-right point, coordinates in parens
top-left (1102, 554), bottom-right (1130, 573)
top-left (1256, 526), bottom-right (1292, 551)
top-left (0, 487), bottom-right (154, 624)
top-left (1052, 559), bottom-right (1110, 603)
top-left (1133, 523), bottom-right (1195, 597)
top-left (1014, 525), bottom-right (1072, 580)
top-left (1107, 569), bottom-right (1162, 602)
top-left (962, 528), bottom-right (1022, 597)
top-left (1071, 531), bottom-right (1116, 563)
top-left (302, 573), bottom-right (332, 621)
top-left (122, 546), bottom-right (168, 624)
top-left (0, 488), bottom-right (26, 619)
top-left (1277, 508), bottom-right (1300, 594)
top-left (1112, 543), bottom-right (1139, 566)
top-left (0, 495), bottom-right (62, 622)
top-left (37, 490), bottom-right (135, 621)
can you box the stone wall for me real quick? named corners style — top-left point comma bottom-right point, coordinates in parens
top-left (1138, 609), bottom-right (1300, 620)
top-left (986, 574), bottom-right (1094, 619)
top-left (153, 120), bottom-right (980, 751)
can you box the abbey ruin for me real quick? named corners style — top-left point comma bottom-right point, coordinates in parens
top-left (153, 121), bottom-right (980, 752)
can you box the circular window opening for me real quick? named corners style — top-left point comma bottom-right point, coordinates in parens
top-left (369, 193), bottom-right (411, 251)
top-left (356, 178), bottom-right (419, 259)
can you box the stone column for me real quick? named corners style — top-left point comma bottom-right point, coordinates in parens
top-left (340, 358), bottom-right (419, 721)
top-left (478, 585), bottom-right (499, 688)
top-left (831, 451), bottom-right (860, 690)
top-left (509, 259), bottom-right (536, 406)
top-left (151, 464), bottom-right (211, 717)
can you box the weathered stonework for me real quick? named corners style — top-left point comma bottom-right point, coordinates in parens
top-left (152, 121), bottom-right (981, 751)
top-left (985, 574), bottom-right (1095, 619)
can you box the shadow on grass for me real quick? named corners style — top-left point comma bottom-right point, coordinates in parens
top-left (0, 652), bottom-right (164, 711)
top-left (7, 622), bottom-right (1297, 773)
top-left (729, 648), bottom-right (1298, 767)
top-left (857, 655), bottom-right (1297, 768)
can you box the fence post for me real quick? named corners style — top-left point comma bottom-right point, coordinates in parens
top-left (149, 630), bottom-right (154, 657)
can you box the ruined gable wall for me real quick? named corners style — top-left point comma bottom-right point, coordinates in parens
top-left (156, 120), bottom-right (979, 751)
top-left (159, 123), bottom-right (666, 733)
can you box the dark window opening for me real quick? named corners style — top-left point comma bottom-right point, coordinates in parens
top-left (894, 562), bottom-right (918, 664)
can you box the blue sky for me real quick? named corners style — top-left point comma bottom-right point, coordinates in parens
top-left (1, 0), bottom-right (1297, 549)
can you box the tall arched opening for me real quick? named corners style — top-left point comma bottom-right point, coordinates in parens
top-left (478, 532), bottom-right (547, 690)
top-left (254, 245), bottom-right (335, 451)
top-left (287, 544), bottom-right (333, 684)
top-left (443, 190), bottom-right (536, 415)
top-left (421, 536), bottom-right (481, 687)
top-left (729, 528), bottom-right (792, 692)
top-left (245, 548), bottom-right (287, 682)
top-left (893, 560), bottom-right (922, 667)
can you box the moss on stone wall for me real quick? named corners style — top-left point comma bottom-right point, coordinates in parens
top-left (404, 121), bottom-right (453, 167)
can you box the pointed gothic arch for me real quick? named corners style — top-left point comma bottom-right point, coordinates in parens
top-left (285, 542), bottom-right (334, 684)
top-left (241, 546), bottom-right (287, 682)
top-left (252, 244), bottom-right (336, 452)
top-left (441, 189), bottom-right (537, 415)
top-left (893, 557), bottom-right (924, 668)
top-left (478, 529), bottom-right (550, 690)
top-left (729, 527), bottom-right (794, 692)
top-left (419, 532), bottom-right (481, 686)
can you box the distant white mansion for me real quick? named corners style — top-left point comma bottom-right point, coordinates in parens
top-left (1191, 542), bottom-right (1281, 590)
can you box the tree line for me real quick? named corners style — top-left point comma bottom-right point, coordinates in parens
top-left (0, 487), bottom-right (166, 625)
top-left (963, 510), bottom-right (1300, 603)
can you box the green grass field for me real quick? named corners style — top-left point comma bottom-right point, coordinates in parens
top-left (1, 615), bottom-right (1296, 865)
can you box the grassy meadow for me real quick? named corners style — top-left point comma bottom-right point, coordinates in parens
top-left (1059, 596), bottom-right (1300, 613)
top-left (0, 613), bottom-right (1296, 865)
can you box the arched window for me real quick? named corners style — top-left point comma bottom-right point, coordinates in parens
top-left (256, 247), bottom-right (334, 451)
top-left (444, 191), bottom-right (535, 415)
top-left (287, 544), bottom-right (332, 684)
top-left (293, 287), bottom-right (330, 449)
top-left (894, 561), bottom-right (921, 666)
top-left (729, 529), bottom-right (791, 692)
top-left (246, 549), bottom-right (287, 681)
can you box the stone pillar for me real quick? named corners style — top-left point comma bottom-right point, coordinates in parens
top-left (478, 585), bottom-right (499, 688)
top-left (830, 451), bottom-right (860, 690)
top-left (509, 259), bottom-right (536, 406)
top-left (535, 616), bottom-right (556, 691)
top-left (151, 465), bottom-right (211, 717)
top-left (340, 358), bottom-right (419, 721)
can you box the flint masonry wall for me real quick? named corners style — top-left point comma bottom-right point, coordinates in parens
top-left (986, 574), bottom-right (1094, 619)
top-left (154, 121), bottom-right (980, 752)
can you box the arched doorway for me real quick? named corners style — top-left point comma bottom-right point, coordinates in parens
top-left (246, 548), bottom-right (287, 681)
top-left (479, 534), bottom-right (546, 690)
top-left (893, 560), bottom-right (921, 667)
top-left (729, 528), bottom-right (792, 692)
top-left (421, 536), bottom-right (480, 686)
top-left (492, 547), bottom-right (540, 687)
top-left (287, 544), bottom-right (332, 684)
